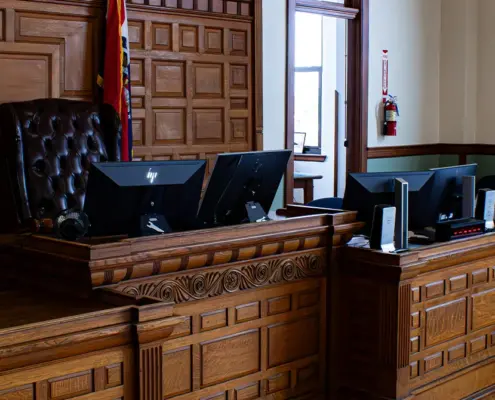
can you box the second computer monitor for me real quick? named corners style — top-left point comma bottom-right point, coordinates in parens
top-left (197, 150), bottom-right (292, 228)
top-left (424, 163), bottom-right (478, 225)
top-left (343, 171), bottom-right (435, 233)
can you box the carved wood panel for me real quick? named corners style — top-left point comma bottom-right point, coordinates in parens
top-left (0, 348), bottom-right (130, 400)
top-left (127, 11), bottom-right (254, 163)
top-left (150, 279), bottom-right (326, 400)
top-left (0, 0), bottom-right (260, 165)
top-left (0, 1), bottom-right (101, 104)
top-left (407, 260), bottom-right (495, 389)
top-left (127, 0), bottom-right (253, 17)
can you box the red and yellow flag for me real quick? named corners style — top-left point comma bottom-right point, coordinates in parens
top-left (98, 0), bottom-right (133, 161)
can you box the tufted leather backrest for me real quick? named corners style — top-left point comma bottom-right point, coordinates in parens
top-left (0, 99), bottom-right (121, 232)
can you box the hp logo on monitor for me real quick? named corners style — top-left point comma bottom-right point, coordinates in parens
top-left (146, 168), bottom-right (158, 184)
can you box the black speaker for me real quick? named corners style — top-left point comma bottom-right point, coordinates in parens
top-left (370, 204), bottom-right (396, 252)
top-left (475, 189), bottom-right (495, 230)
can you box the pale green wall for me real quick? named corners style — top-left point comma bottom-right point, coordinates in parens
top-left (367, 154), bottom-right (493, 179)
top-left (467, 155), bottom-right (495, 178)
top-left (367, 155), bottom-right (440, 172)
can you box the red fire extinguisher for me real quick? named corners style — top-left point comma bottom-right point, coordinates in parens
top-left (383, 95), bottom-right (399, 136)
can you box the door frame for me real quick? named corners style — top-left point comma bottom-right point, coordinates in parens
top-left (285, 0), bottom-right (369, 205)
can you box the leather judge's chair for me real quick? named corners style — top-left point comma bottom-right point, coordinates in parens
top-left (0, 99), bottom-right (121, 233)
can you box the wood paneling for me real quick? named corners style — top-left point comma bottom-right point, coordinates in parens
top-left (339, 236), bottom-right (495, 399)
top-left (0, 0), bottom-right (260, 166)
top-left (367, 143), bottom-right (495, 159)
top-left (129, 10), bottom-right (254, 163)
top-left (0, 1), bottom-right (101, 103)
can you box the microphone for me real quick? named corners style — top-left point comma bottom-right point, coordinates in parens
top-left (54, 209), bottom-right (90, 241)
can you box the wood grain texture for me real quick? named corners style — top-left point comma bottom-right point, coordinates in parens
top-left (0, 0), bottom-right (260, 170)
top-left (337, 234), bottom-right (495, 399)
top-left (367, 143), bottom-right (495, 159)
top-left (0, 210), bottom-right (361, 400)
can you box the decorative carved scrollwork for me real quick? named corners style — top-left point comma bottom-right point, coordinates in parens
top-left (119, 254), bottom-right (323, 304)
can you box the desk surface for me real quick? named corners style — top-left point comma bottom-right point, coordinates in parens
top-left (294, 172), bottom-right (323, 180)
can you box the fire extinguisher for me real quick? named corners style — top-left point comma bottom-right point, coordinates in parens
top-left (383, 95), bottom-right (399, 136)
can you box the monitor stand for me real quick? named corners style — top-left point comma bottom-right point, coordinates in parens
top-left (245, 201), bottom-right (270, 223)
top-left (137, 213), bottom-right (171, 236)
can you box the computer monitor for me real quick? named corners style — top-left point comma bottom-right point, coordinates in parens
top-left (197, 150), bottom-right (292, 228)
top-left (84, 160), bottom-right (206, 237)
top-left (343, 171), bottom-right (435, 233)
top-left (423, 164), bottom-right (478, 226)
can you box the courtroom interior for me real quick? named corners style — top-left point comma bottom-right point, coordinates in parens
top-left (1, 0), bottom-right (495, 399)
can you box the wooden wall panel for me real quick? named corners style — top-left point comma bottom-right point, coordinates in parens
top-left (0, 1), bottom-right (101, 103)
top-left (0, 348), bottom-right (130, 400)
top-left (0, 0), bottom-right (260, 162)
top-left (156, 279), bottom-right (326, 399)
top-left (128, 10), bottom-right (254, 162)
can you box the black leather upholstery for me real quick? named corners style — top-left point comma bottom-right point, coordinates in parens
top-left (0, 99), bottom-right (121, 232)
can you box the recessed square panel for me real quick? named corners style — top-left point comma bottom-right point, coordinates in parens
top-left (180, 25), bottom-right (198, 52)
top-left (197, 0), bottom-right (208, 11)
top-left (153, 23), bottom-right (172, 50)
top-left (193, 63), bottom-right (223, 98)
top-left (211, 0), bottom-right (223, 12)
top-left (424, 352), bottom-right (443, 373)
top-left (130, 59), bottom-right (144, 85)
top-left (268, 317), bottom-right (319, 368)
top-left (163, 347), bottom-right (192, 398)
top-left (181, 0), bottom-right (194, 9)
top-left (152, 61), bottom-right (185, 97)
top-left (226, 1), bottom-right (238, 14)
top-left (231, 64), bottom-right (247, 89)
top-left (128, 21), bottom-right (144, 49)
top-left (231, 118), bottom-right (247, 141)
top-left (205, 28), bottom-right (223, 54)
top-left (165, 0), bottom-right (178, 6)
top-left (193, 109), bottom-right (224, 143)
top-left (425, 298), bottom-right (467, 348)
top-left (240, 3), bottom-right (250, 16)
top-left (200, 329), bottom-right (260, 387)
top-left (230, 30), bottom-right (247, 56)
top-left (0, 53), bottom-right (52, 102)
top-left (154, 109), bottom-right (185, 144)
top-left (132, 119), bottom-right (144, 145)
top-left (266, 371), bottom-right (290, 394)
top-left (472, 288), bottom-right (495, 330)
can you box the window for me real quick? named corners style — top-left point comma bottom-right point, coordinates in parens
top-left (295, 12), bottom-right (323, 149)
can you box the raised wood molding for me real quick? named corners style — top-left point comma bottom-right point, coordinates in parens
top-left (254, 0), bottom-right (263, 150)
top-left (295, 154), bottom-right (327, 162)
top-left (113, 252), bottom-right (324, 302)
top-left (367, 143), bottom-right (495, 159)
top-left (296, 0), bottom-right (359, 18)
top-left (345, 0), bottom-right (369, 173)
top-left (367, 144), bottom-right (442, 159)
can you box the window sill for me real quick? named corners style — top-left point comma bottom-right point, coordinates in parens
top-left (294, 154), bottom-right (327, 162)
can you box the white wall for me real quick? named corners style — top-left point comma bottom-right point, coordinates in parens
top-left (263, 0), bottom-right (286, 209)
top-left (368, 0), bottom-right (442, 147)
top-left (477, 0), bottom-right (495, 144)
top-left (439, 0), bottom-right (478, 144)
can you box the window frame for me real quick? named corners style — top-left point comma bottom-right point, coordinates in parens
top-left (294, 66), bottom-right (323, 149)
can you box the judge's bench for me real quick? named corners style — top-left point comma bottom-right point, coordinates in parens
top-left (2, 99), bottom-right (495, 400)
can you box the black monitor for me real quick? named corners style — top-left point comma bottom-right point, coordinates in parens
top-left (422, 164), bottom-right (478, 226)
top-left (343, 171), bottom-right (435, 233)
top-left (84, 160), bottom-right (206, 237)
top-left (197, 150), bottom-right (292, 228)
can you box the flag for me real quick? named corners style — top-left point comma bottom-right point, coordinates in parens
top-left (97, 0), bottom-right (133, 161)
